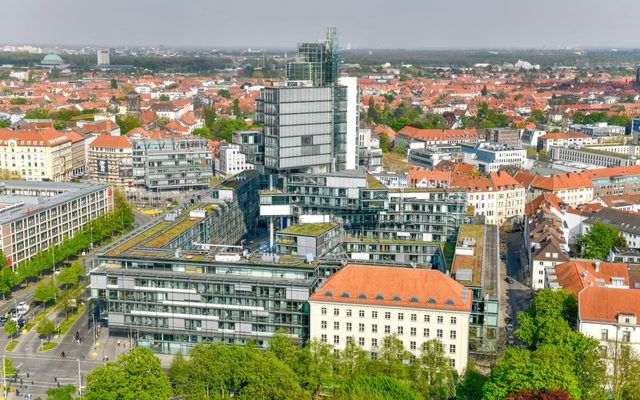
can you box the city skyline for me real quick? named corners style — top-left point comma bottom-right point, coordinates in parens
top-left (1, 0), bottom-right (638, 50)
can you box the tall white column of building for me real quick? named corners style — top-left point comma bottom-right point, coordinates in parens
top-left (339, 77), bottom-right (359, 170)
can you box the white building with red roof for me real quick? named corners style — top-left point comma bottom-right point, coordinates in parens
top-left (309, 264), bottom-right (471, 373)
top-left (88, 134), bottom-right (133, 187)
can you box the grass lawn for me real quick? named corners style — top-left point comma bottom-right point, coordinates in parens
top-left (5, 340), bottom-right (17, 352)
top-left (39, 341), bottom-right (57, 352)
top-left (383, 152), bottom-right (411, 172)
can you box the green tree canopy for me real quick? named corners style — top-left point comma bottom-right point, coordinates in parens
top-left (34, 278), bottom-right (60, 305)
top-left (115, 115), bottom-right (141, 134)
top-left (36, 317), bottom-right (56, 342)
top-left (84, 347), bottom-right (171, 400)
top-left (337, 375), bottom-right (421, 400)
top-left (3, 319), bottom-right (17, 340)
top-left (46, 384), bottom-right (76, 400)
top-left (579, 221), bottom-right (626, 260)
top-left (410, 339), bottom-right (457, 400)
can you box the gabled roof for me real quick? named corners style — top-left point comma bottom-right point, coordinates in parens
top-left (579, 286), bottom-right (640, 323)
top-left (0, 128), bottom-right (72, 147)
top-left (531, 238), bottom-right (570, 262)
top-left (309, 264), bottom-right (472, 312)
top-left (584, 208), bottom-right (640, 235)
top-left (525, 193), bottom-right (568, 216)
top-left (552, 260), bottom-right (629, 295)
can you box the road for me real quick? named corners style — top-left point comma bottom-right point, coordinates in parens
top-left (502, 229), bottom-right (534, 335)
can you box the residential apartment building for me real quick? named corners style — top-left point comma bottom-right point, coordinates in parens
top-left (584, 165), bottom-right (640, 197)
top-left (546, 260), bottom-right (629, 292)
top-left (0, 181), bottom-right (113, 267)
top-left (537, 131), bottom-right (594, 152)
top-left (408, 145), bottom-right (463, 169)
top-left (0, 128), bottom-right (78, 181)
top-left (308, 264), bottom-right (471, 373)
top-left (579, 286), bottom-right (640, 358)
top-left (397, 127), bottom-right (480, 148)
top-left (132, 136), bottom-right (213, 191)
top-left (215, 142), bottom-right (254, 177)
top-left (582, 208), bottom-right (640, 249)
top-left (88, 134), bottom-right (133, 187)
top-left (515, 171), bottom-right (594, 208)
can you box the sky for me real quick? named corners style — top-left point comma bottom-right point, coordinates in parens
top-left (1, 0), bottom-right (638, 49)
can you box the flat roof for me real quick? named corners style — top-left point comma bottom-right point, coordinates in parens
top-left (279, 223), bottom-right (336, 237)
top-left (0, 181), bottom-right (111, 225)
top-left (451, 224), bottom-right (485, 287)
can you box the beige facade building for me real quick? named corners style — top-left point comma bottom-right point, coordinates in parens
top-left (309, 264), bottom-right (471, 373)
top-left (0, 128), bottom-right (83, 181)
top-left (88, 134), bottom-right (133, 187)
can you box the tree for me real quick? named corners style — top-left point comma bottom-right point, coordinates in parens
top-left (374, 335), bottom-right (410, 381)
top-left (115, 115), bottom-right (141, 134)
top-left (379, 132), bottom-right (391, 153)
top-left (367, 97), bottom-right (379, 123)
top-left (218, 89), bottom-right (232, 99)
top-left (192, 126), bottom-right (210, 137)
top-left (4, 320), bottom-right (17, 341)
top-left (9, 98), bottom-right (27, 105)
top-left (337, 338), bottom-right (371, 384)
top-left (302, 339), bottom-right (337, 397)
top-left (24, 108), bottom-right (50, 119)
top-left (456, 363), bottom-right (487, 400)
top-left (579, 221), bottom-right (626, 260)
top-left (608, 343), bottom-right (640, 400)
top-left (36, 318), bottom-right (56, 343)
top-left (159, 94), bottom-right (170, 101)
top-left (233, 98), bottom-right (241, 116)
top-left (84, 347), bottom-right (171, 400)
top-left (110, 78), bottom-right (118, 89)
top-left (46, 384), bottom-right (76, 400)
top-left (410, 340), bottom-right (457, 400)
top-left (481, 85), bottom-right (488, 96)
top-left (155, 117), bottom-right (170, 128)
top-left (0, 120), bottom-right (9, 128)
top-left (516, 288), bottom-right (577, 346)
top-left (203, 105), bottom-right (216, 128)
top-left (530, 109), bottom-right (545, 124)
top-left (507, 389), bottom-right (573, 400)
top-left (482, 346), bottom-right (581, 400)
top-left (56, 261), bottom-right (83, 288)
top-left (337, 375), bottom-right (421, 400)
top-left (34, 279), bottom-right (60, 305)
top-left (211, 118), bottom-right (246, 142)
top-left (167, 352), bottom-right (189, 396)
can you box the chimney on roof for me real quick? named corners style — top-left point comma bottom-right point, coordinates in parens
top-left (594, 261), bottom-right (600, 272)
top-left (582, 270), bottom-right (588, 278)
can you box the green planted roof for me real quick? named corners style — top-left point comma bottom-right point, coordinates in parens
top-left (279, 223), bottom-right (336, 237)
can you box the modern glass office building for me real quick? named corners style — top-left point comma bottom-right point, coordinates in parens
top-left (132, 136), bottom-right (213, 191)
top-left (286, 27), bottom-right (341, 87)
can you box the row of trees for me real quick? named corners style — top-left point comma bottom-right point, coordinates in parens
top-left (483, 289), bottom-right (640, 399)
top-left (0, 190), bottom-right (133, 297)
top-left (84, 333), bottom-right (472, 400)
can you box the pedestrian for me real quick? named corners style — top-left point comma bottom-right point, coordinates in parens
top-left (117, 339), bottom-right (120, 347)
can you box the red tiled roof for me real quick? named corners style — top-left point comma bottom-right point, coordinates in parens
top-left (0, 128), bottom-right (71, 147)
top-left (553, 260), bottom-right (629, 295)
top-left (90, 134), bottom-right (132, 149)
top-left (309, 264), bottom-right (472, 312)
top-left (540, 131), bottom-right (590, 140)
top-left (579, 286), bottom-right (640, 323)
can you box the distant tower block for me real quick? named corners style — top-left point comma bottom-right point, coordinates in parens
top-left (126, 91), bottom-right (141, 118)
top-left (97, 49), bottom-right (110, 66)
top-left (636, 67), bottom-right (640, 88)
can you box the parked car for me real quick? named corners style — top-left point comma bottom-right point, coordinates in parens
top-left (17, 302), bottom-right (29, 313)
top-left (505, 276), bottom-right (514, 284)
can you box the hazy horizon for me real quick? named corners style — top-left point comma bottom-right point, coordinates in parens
top-left (1, 0), bottom-right (637, 50)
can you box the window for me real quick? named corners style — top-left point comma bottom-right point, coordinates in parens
top-left (346, 309), bottom-right (352, 317)
top-left (359, 323), bottom-right (365, 333)
top-left (321, 307), bottom-right (327, 316)
top-left (424, 315), bottom-right (430, 323)
top-left (449, 359), bottom-right (455, 368)
top-left (437, 329), bottom-right (443, 338)
top-left (321, 321), bottom-right (327, 330)
top-left (411, 314), bottom-right (417, 322)
top-left (385, 312), bottom-right (391, 320)
top-left (398, 313), bottom-right (404, 321)
top-left (623, 331), bottom-right (631, 342)
top-left (346, 322), bottom-right (352, 332)
top-left (359, 310), bottom-right (365, 318)
top-left (107, 277), bottom-right (118, 286)
top-left (601, 330), bottom-right (608, 340)
top-left (410, 341), bottom-right (416, 350)
top-left (450, 330), bottom-right (457, 340)
top-left (358, 337), bottom-right (365, 346)
top-left (334, 309), bottom-right (339, 317)
top-left (437, 316), bottom-right (443, 324)
top-left (372, 324), bottom-right (378, 333)
top-left (334, 335), bottom-right (340, 345)
top-left (334, 321), bottom-right (340, 330)
top-left (384, 325), bottom-right (391, 334)
top-left (371, 311), bottom-right (378, 319)
top-left (424, 328), bottom-right (430, 338)
top-left (372, 338), bottom-right (378, 348)
top-left (449, 344), bottom-right (456, 354)
top-left (450, 317), bottom-right (457, 325)
top-left (410, 327), bottom-right (416, 337)
top-left (321, 334), bottom-right (327, 343)
top-left (397, 326), bottom-right (404, 335)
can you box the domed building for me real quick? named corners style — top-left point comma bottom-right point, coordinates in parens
top-left (40, 53), bottom-right (66, 67)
